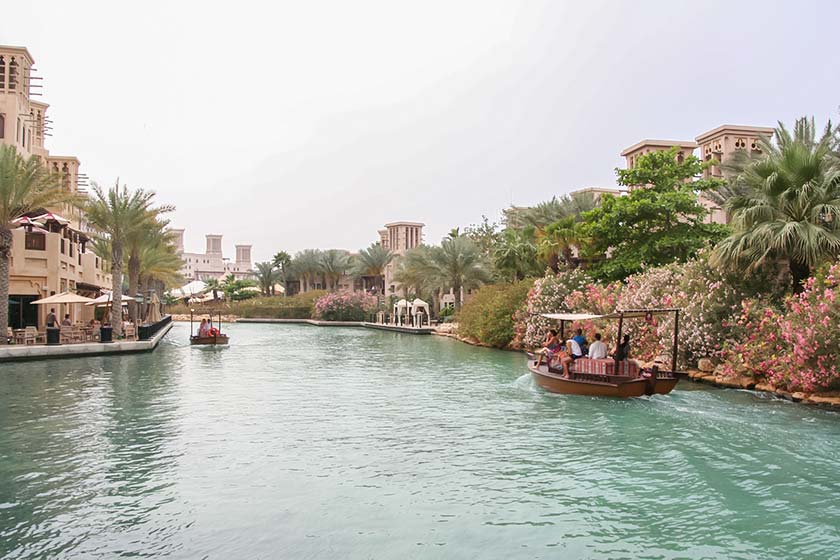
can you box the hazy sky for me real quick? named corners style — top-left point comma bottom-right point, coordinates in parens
top-left (3, 1), bottom-right (839, 261)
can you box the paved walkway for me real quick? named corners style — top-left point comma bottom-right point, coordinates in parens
top-left (0, 322), bottom-right (173, 363)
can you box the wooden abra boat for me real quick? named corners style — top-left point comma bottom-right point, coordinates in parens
top-left (189, 309), bottom-right (229, 346)
top-left (528, 309), bottom-right (681, 398)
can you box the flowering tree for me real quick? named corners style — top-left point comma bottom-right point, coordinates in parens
top-left (722, 263), bottom-right (840, 392)
top-left (513, 269), bottom-right (590, 348)
top-left (313, 291), bottom-right (377, 321)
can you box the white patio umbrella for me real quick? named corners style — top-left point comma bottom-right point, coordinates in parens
top-left (85, 292), bottom-right (136, 307)
top-left (170, 280), bottom-right (207, 298)
top-left (32, 291), bottom-right (94, 305)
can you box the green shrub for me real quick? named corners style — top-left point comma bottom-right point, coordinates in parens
top-left (169, 291), bottom-right (328, 319)
top-left (457, 279), bottom-right (533, 348)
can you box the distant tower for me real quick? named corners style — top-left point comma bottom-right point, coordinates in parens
top-left (235, 245), bottom-right (252, 268)
top-left (384, 221), bottom-right (424, 255)
top-left (169, 228), bottom-right (185, 253)
top-left (205, 234), bottom-right (223, 256)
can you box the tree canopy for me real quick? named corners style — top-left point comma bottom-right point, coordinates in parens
top-left (581, 148), bottom-right (729, 281)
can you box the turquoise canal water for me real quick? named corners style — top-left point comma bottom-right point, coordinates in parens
top-left (1, 323), bottom-right (838, 559)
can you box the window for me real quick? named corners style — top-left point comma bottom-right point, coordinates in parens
top-left (0, 113), bottom-right (4, 139)
top-left (0, 56), bottom-right (5, 90)
top-left (25, 232), bottom-right (46, 250)
top-left (60, 238), bottom-right (65, 254)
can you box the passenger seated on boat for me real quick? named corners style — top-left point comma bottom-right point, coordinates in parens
top-left (588, 333), bottom-right (608, 359)
top-left (535, 329), bottom-right (561, 367)
top-left (198, 319), bottom-right (210, 337)
top-left (560, 338), bottom-right (584, 377)
top-left (572, 328), bottom-right (588, 356)
top-left (611, 334), bottom-right (631, 361)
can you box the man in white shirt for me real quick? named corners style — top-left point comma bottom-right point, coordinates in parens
top-left (588, 333), bottom-right (608, 359)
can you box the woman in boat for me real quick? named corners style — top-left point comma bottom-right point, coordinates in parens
top-left (535, 329), bottom-right (561, 367)
top-left (611, 334), bottom-right (631, 361)
top-left (561, 338), bottom-right (584, 377)
top-left (198, 318), bottom-right (210, 337)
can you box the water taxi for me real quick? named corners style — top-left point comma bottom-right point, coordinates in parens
top-left (527, 309), bottom-right (680, 398)
top-left (189, 309), bottom-right (229, 345)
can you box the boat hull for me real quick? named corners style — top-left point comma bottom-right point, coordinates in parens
top-left (528, 361), bottom-right (648, 398)
top-left (190, 335), bottom-right (229, 345)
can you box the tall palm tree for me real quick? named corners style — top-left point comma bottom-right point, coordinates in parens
top-left (84, 181), bottom-right (161, 336)
top-left (537, 216), bottom-right (581, 272)
top-left (320, 249), bottom-right (350, 291)
top-left (428, 236), bottom-right (491, 310)
top-left (126, 215), bottom-right (173, 323)
top-left (292, 249), bottom-right (323, 292)
top-left (0, 145), bottom-right (72, 340)
top-left (137, 234), bottom-right (183, 305)
top-left (254, 261), bottom-right (281, 296)
top-left (272, 250), bottom-right (292, 295)
top-left (353, 243), bottom-right (394, 292)
top-left (494, 227), bottom-right (540, 281)
top-left (712, 117), bottom-right (840, 292)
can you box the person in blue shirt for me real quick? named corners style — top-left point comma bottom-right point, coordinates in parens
top-left (572, 328), bottom-right (588, 356)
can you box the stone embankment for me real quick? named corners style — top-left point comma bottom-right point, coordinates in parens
top-left (171, 313), bottom-right (240, 323)
top-left (686, 358), bottom-right (840, 408)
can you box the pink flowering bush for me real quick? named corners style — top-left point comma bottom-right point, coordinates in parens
top-left (617, 253), bottom-right (753, 367)
top-left (313, 291), bottom-right (378, 321)
top-left (722, 263), bottom-right (840, 392)
top-left (562, 282), bottom-right (622, 344)
top-left (513, 270), bottom-right (590, 348)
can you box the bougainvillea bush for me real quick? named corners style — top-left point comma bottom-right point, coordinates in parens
top-left (722, 263), bottom-right (840, 392)
top-left (313, 291), bottom-right (377, 321)
top-left (513, 270), bottom-right (590, 348)
top-left (457, 279), bottom-right (532, 348)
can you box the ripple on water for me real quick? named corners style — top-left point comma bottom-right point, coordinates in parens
top-left (0, 323), bottom-right (839, 559)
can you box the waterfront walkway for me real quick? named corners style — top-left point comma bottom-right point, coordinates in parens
top-left (0, 320), bottom-right (173, 363)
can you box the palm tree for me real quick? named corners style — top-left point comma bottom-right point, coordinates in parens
top-left (428, 236), bottom-right (491, 310)
top-left (392, 246), bottom-right (440, 309)
top-left (84, 181), bottom-right (161, 335)
top-left (254, 261), bottom-right (281, 296)
top-left (292, 249), bottom-right (323, 292)
top-left (126, 215), bottom-right (173, 323)
top-left (537, 216), bottom-right (581, 272)
top-left (712, 117), bottom-right (840, 292)
top-left (204, 278), bottom-right (221, 301)
top-left (137, 233), bottom-right (183, 308)
top-left (494, 227), bottom-right (539, 281)
top-left (504, 192), bottom-right (598, 230)
top-left (353, 243), bottom-right (394, 293)
top-left (0, 145), bottom-right (72, 340)
top-left (320, 249), bottom-right (350, 291)
top-left (272, 250), bottom-right (292, 295)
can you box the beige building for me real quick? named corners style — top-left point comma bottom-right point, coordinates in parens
top-left (170, 229), bottom-right (254, 281)
top-left (620, 124), bottom-right (774, 224)
top-left (2, 45), bottom-right (112, 329)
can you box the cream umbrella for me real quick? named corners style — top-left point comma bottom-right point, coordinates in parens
top-left (146, 293), bottom-right (162, 324)
top-left (32, 291), bottom-right (95, 305)
top-left (31, 292), bottom-right (95, 326)
top-left (85, 292), bottom-right (137, 307)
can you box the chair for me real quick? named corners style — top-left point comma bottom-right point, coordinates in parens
top-left (59, 325), bottom-right (82, 344)
top-left (123, 323), bottom-right (136, 340)
top-left (24, 326), bottom-right (41, 345)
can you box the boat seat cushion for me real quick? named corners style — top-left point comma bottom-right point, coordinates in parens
top-left (574, 358), bottom-right (638, 376)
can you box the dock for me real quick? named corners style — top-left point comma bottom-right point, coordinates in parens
top-left (0, 319), bottom-right (173, 363)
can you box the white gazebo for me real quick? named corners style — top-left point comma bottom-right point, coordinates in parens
top-left (410, 298), bottom-right (430, 327)
top-left (393, 299), bottom-right (410, 326)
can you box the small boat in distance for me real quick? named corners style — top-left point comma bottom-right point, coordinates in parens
top-left (190, 308), bottom-right (229, 345)
top-left (527, 309), bottom-right (680, 398)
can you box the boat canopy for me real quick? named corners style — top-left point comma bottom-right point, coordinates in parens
top-left (541, 308), bottom-right (680, 321)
